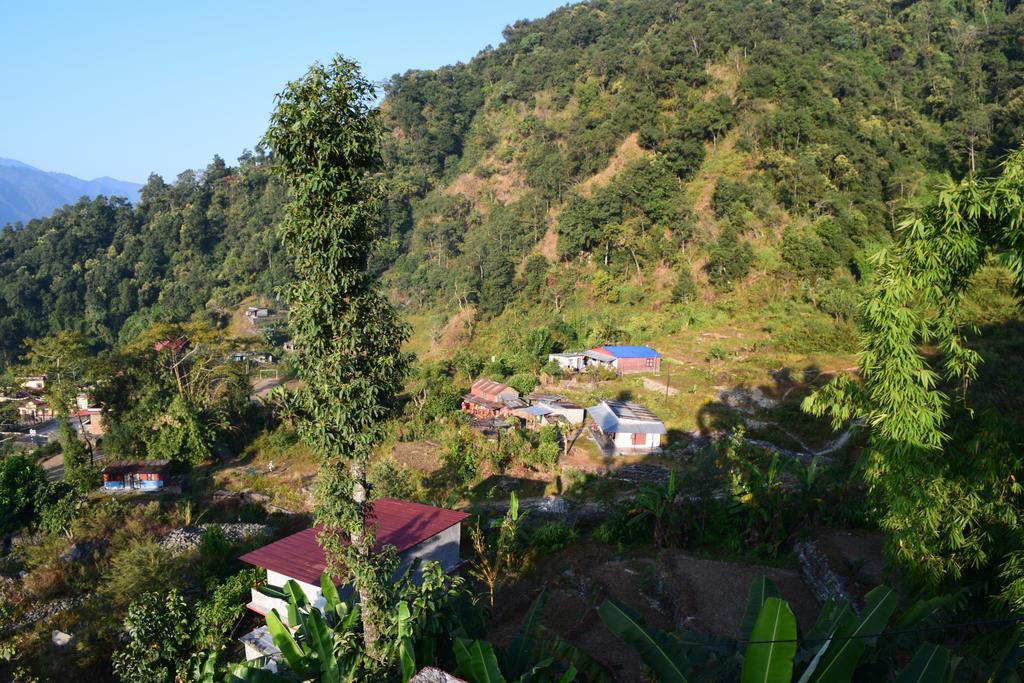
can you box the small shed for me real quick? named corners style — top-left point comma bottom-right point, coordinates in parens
top-left (547, 351), bottom-right (587, 372)
top-left (102, 460), bottom-right (172, 491)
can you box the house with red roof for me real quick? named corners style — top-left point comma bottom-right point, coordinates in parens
top-left (238, 498), bottom-right (469, 662)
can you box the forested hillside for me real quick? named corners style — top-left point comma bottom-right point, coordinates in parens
top-left (379, 0), bottom-right (1024, 323)
top-left (0, 153), bottom-right (287, 361)
top-left (1, 0), bottom-right (1022, 360)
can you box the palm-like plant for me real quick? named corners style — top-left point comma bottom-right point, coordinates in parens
top-left (470, 492), bottom-right (528, 608)
top-left (628, 469), bottom-right (679, 548)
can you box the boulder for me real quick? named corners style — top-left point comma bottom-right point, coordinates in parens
top-left (51, 630), bottom-right (74, 647)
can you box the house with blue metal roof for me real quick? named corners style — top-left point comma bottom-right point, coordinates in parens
top-left (588, 345), bottom-right (662, 374)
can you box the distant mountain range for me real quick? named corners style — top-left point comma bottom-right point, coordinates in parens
top-left (0, 157), bottom-right (141, 227)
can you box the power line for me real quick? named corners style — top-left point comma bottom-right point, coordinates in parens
top-left (735, 615), bottom-right (1024, 647)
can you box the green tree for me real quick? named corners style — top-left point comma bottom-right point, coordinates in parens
top-left (804, 146), bottom-right (1024, 607)
top-left (112, 589), bottom-right (191, 683)
top-left (0, 455), bottom-right (47, 534)
top-left (264, 55), bottom-right (410, 656)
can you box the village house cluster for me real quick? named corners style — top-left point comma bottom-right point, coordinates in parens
top-left (0, 376), bottom-right (104, 442)
top-left (460, 344), bottom-right (667, 455)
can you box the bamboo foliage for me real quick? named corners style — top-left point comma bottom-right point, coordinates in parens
top-left (803, 146), bottom-right (1024, 603)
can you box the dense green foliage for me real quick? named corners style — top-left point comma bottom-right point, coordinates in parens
top-left (0, 154), bottom-right (287, 361)
top-left (264, 54), bottom-right (411, 655)
top-left (805, 147), bottom-right (1024, 609)
top-left (0, 455), bottom-right (47, 534)
top-left (0, 0), bottom-right (1021, 353)
top-left (381, 0), bottom-right (1024, 315)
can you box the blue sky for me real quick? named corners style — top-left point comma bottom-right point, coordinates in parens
top-left (1, 1), bottom-right (569, 182)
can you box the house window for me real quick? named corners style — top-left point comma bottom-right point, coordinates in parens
top-left (645, 358), bottom-right (655, 368)
top-left (631, 432), bottom-right (645, 446)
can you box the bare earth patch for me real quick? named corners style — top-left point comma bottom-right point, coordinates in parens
top-left (390, 440), bottom-right (443, 473)
top-left (489, 543), bottom-right (818, 682)
top-left (577, 133), bottom-right (648, 198)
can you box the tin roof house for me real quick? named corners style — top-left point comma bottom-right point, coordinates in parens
top-left (238, 499), bottom-right (469, 666)
top-left (586, 346), bottom-right (662, 375)
top-left (515, 393), bottom-right (585, 427)
top-left (102, 460), bottom-right (171, 491)
top-left (587, 400), bottom-right (666, 455)
top-left (461, 378), bottom-right (525, 418)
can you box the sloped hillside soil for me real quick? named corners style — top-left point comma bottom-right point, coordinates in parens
top-left (488, 542), bottom-right (818, 681)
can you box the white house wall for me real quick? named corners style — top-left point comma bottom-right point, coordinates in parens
top-left (611, 432), bottom-right (662, 453)
top-left (545, 406), bottom-right (585, 425)
top-left (266, 569), bottom-right (326, 610)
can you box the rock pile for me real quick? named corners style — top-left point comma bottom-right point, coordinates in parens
top-left (794, 539), bottom-right (852, 608)
top-left (159, 523), bottom-right (269, 555)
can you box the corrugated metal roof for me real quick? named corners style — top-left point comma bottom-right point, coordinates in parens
top-left (586, 400), bottom-right (666, 434)
top-left (471, 378), bottom-right (512, 397)
top-left (239, 499), bottom-right (469, 586)
top-left (102, 460), bottom-right (172, 475)
top-left (583, 349), bottom-right (616, 362)
top-left (462, 394), bottom-right (504, 411)
top-left (521, 405), bottom-right (553, 417)
top-left (595, 345), bottom-right (661, 359)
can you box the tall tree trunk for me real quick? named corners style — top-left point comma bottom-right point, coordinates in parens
top-left (349, 459), bottom-right (380, 657)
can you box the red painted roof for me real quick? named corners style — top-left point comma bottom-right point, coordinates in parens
top-left (238, 499), bottom-right (469, 585)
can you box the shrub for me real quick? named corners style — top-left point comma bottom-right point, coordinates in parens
top-left (419, 376), bottom-right (462, 422)
top-left (102, 540), bottom-right (180, 604)
top-left (671, 268), bottom-right (697, 303)
top-left (370, 457), bottom-right (419, 501)
top-left (541, 360), bottom-right (562, 378)
top-left (483, 357), bottom-right (510, 380)
top-left (194, 568), bottom-right (262, 654)
top-left (593, 510), bottom-right (634, 545)
top-left (705, 346), bottom-right (728, 362)
top-left (37, 483), bottom-right (83, 537)
top-left (441, 427), bottom-right (479, 484)
top-left (0, 454), bottom-right (47, 534)
top-left (530, 522), bottom-right (578, 556)
top-left (506, 372), bottom-right (538, 397)
top-left (705, 225), bottom-right (754, 290)
top-left (197, 526), bottom-right (233, 579)
top-left (113, 589), bottom-right (192, 683)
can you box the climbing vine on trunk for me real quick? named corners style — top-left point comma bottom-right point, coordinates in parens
top-left (263, 55), bottom-right (410, 657)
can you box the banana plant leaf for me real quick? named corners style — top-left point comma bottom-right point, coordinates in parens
top-left (266, 609), bottom-right (311, 678)
top-left (806, 585), bottom-right (898, 683)
top-left (305, 608), bottom-right (339, 683)
top-left (598, 599), bottom-right (690, 683)
top-left (505, 588), bottom-right (548, 680)
top-left (895, 644), bottom-right (950, 683)
top-left (396, 601), bottom-right (417, 683)
top-left (741, 577), bottom-right (781, 645)
top-left (227, 660), bottom-right (291, 682)
top-left (455, 638), bottom-right (508, 683)
top-left (741, 597), bottom-right (797, 683)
